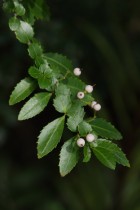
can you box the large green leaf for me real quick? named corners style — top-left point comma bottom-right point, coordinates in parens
top-left (67, 102), bottom-right (85, 132)
top-left (46, 53), bottom-right (73, 74)
top-left (38, 64), bottom-right (53, 89)
top-left (9, 77), bottom-right (37, 105)
top-left (18, 92), bottom-right (51, 120)
top-left (59, 137), bottom-right (79, 176)
top-left (37, 116), bottom-right (65, 158)
top-left (88, 118), bottom-right (122, 140)
top-left (92, 139), bottom-right (130, 169)
top-left (15, 20), bottom-right (34, 44)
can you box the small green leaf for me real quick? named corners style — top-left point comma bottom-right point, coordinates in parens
top-left (28, 66), bottom-right (39, 79)
top-left (59, 137), bottom-right (79, 176)
top-left (46, 53), bottom-right (73, 74)
top-left (18, 92), bottom-right (51, 120)
top-left (14, 1), bottom-right (25, 16)
top-left (9, 77), bottom-right (36, 105)
top-left (9, 17), bottom-right (20, 31)
top-left (67, 102), bottom-right (85, 132)
top-left (92, 139), bottom-right (130, 169)
top-left (53, 84), bottom-right (71, 113)
top-left (88, 118), bottom-right (122, 140)
top-left (83, 144), bottom-right (91, 162)
top-left (37, 116), bottom-right (65, 158)
top-left (38, 63), bottom-right (53, 89)
top-left (15, 20), bottom-right (34, 44)
top-left (78, 121), bottom-right (92, 136)
top-left (28, 42), bottom-right (43, 59)
top-left (67, 77), bottom-right (85, 97)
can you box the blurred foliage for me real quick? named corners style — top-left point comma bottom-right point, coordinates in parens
top-left (0, 0), bottom-right (140, 209)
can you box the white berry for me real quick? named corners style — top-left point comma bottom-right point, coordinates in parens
top-left (77, 138), bottom-right (85, 147)
top-left (85, 85), bottom-right (93, 93)
top-left (73, 68), bottom-right (81, 76)
top-left (91, 101), bottom-right (97, 108)
top-left (93, 103), bottom-right (101, 111)
top-left (77, 91), bottom-right (84, 99)
top-left (86, 133), bottom-right (97, 142)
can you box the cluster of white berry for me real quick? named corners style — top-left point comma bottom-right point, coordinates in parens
top-left (76, 133), bottom-right (97, 147)
top-left (73, 67), bottom-right (101, 111)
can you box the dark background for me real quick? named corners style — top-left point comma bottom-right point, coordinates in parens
top-left (0, 0), bottom-right (140, 209)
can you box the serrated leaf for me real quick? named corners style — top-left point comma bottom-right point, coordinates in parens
top-left (18, 92), bottom-right (51, 120)
top-left (37, 116), bottom-right (65, 158)
top-left (46, 53), bottom-right (73, 74)
top-left (88, 118), bottom-right (122, 140)
top-left (67, 102), bottom-right (85, 132)
top-left (28, 42), bottom-right (43, 59)
top-left (38, 63), bottom-right (53, 89)
top-left (28, 66), bottom-right (39, 79)
top-left (78, 121), bottom-right (92, 136)
top-left (53, 84), bottom-right (71, 113)
top-left (67, 77), bottom-right (85, 96)
top-left (55, 83), bottom-right (71, 96)
top-left (92, 139), bottom-right (130, 169)
top-left (9, 77), bottom-right (37, 105)
top-left (15, 20), bottom-right (34, 44)
top-left (83, 144), bottom-right (91, 162)
top-left (53, 95), bottom-right (71, 113)
top-left (9, 17), bottom-right (20, 31)
top-left (22, 0), bottom-right (50, 24)
top-left (14, 1), bottom-right (25, 16)
top-left (59, 137), bottom-right (79, 176)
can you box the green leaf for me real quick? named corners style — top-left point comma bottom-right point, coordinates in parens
top-left (88, 118), bottom-right (122, 140)
top-left (14, 1), bottom-right (25, 16)
top-left (46, 53), bottom-right (73, 74)
top-left (3, 1), bottom-right (14, 12)
top-left (15, 20), bottom-right (34, 44)
top-left (9, 17), bottom-right (20, 31)
top-left (22, 0), bottom-right (50, 24)
top-left (92, 139), bottom-right (130, 169)
top-left (38, 63), bottom-right (53, 89)
top-left (28, 42), bottom-right (43, 59)
top-left (59, 137), bottom-right (79, 176)
top-left (67, 102), bottom-right (85, 132)
top-left (67, 77), bottom-right (85, 97)
top-left (53, 84), bottom-right (71, 113)
top-left (37, 116), bottom-right (65, 158)
top-left (9, 77), bottom-right (36, 105)
top-left (28, 66), bottom-right (39, 79)
top-left (78, 121), bottom-right (92, 136)
top-left (18, 92), bottom-right (51, 120)
top-left (83, 144), bottom-right (91, 162)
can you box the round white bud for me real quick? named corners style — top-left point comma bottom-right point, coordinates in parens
top-left (77, 91), bottom-right (85, 99)
top-left (86, 133), bottom-right (97, 142)
top-left (91, 101), bottom-right (97, 108)
top-left (93, 103), bottom-right (101, 111)
top-left (73, 68), bottom-right (81, 76)
top-left (77, 138), bottom-right (85, 147)
top-left (85, 85), bottom-right (93, 93)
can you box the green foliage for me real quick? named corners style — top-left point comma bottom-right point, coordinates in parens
top-left (4, 0), bottom-right (130, 176)
top-left (37, 116), bottom-right (65, 158)
top-left (18, 92), bottom-right (51, 120)
top-left (88, 118), bottom-right (122, 140)
top-left (92, 139), bottom-right (130, 169)
top-left (9, 77), bottom-right (37, 105)
top-left (59, 137), bottom-right (79, 176)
